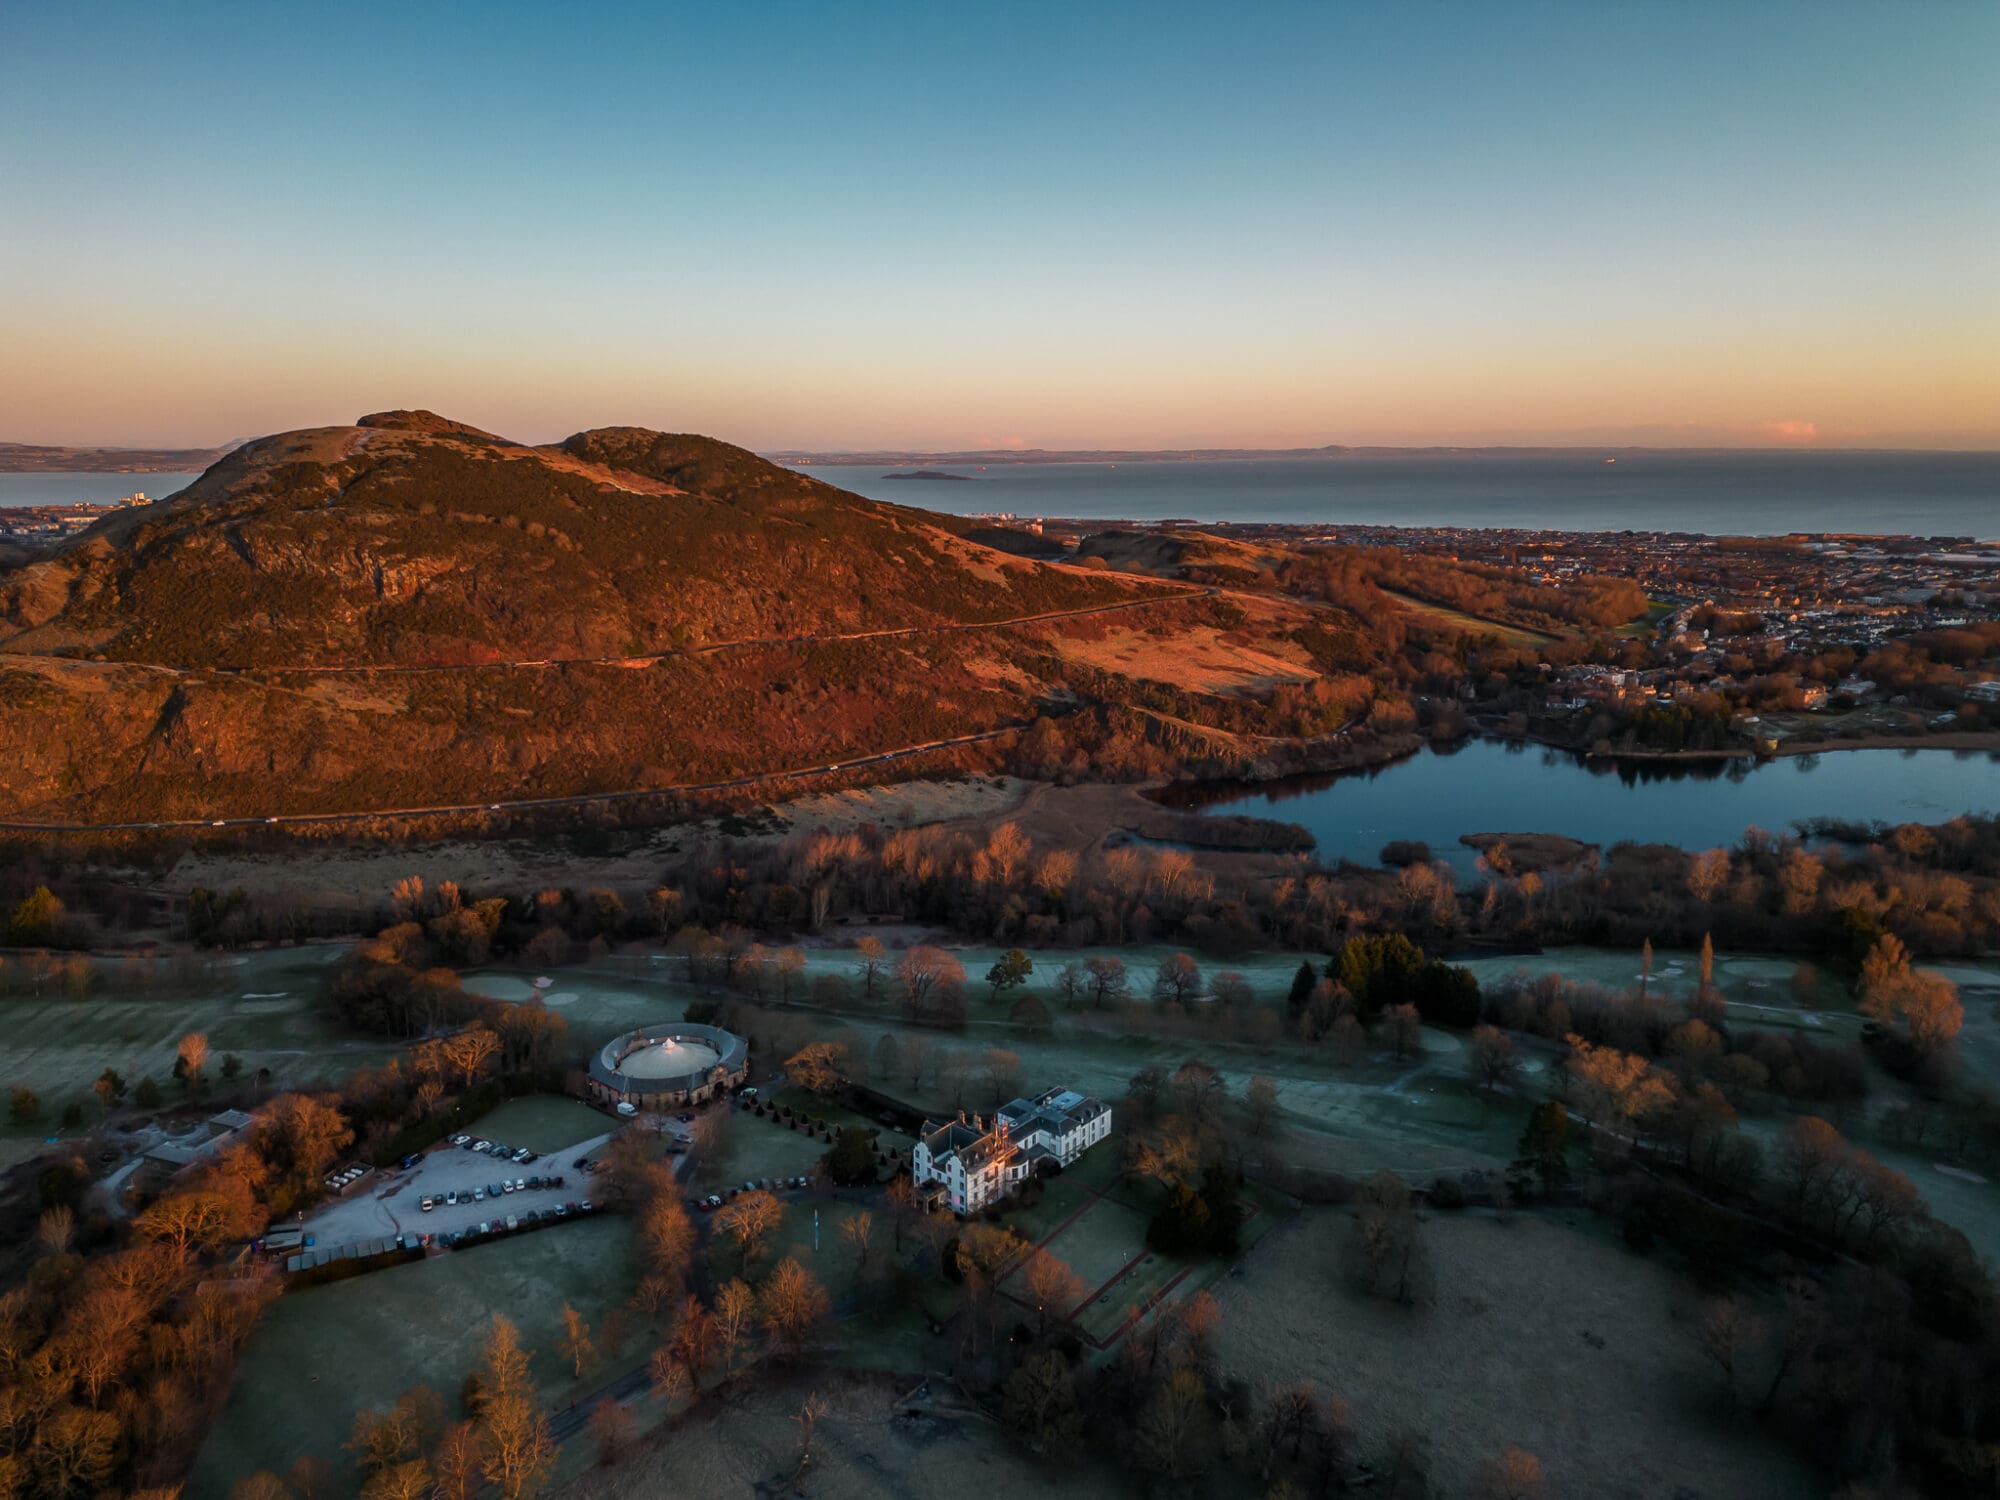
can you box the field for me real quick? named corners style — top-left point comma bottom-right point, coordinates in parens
top-left (997, 1156), bottom-right (1293, 1347)
top-left (191, 1216), bottom-right (647, 1498)
top-left (689, 1106), bottom-right (847, 1194)
top-left (562, 1371), bottom-right (1120, 1500)
top-left (1212, 1208), bottom-right (1818, 1499)
top-left (1378, 589), bottom-right (1555, 647)
top-left (0, 947), bottom-right (391, 1169)
top-left (465, 1093), bottom-right (612, 1153)
top-left (1049, 619), bottom-right (1319, 695)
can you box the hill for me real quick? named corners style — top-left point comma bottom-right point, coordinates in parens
top-left (0, 413), bottom-right (1379, 824)
top-left (0, 412), bottom-right (1130, 669)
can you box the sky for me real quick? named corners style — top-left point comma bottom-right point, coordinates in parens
top-left (3, 1), bottom-right (1996, 451)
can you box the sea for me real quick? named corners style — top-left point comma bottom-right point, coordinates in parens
top-left (794, 450), bottom-right (1999, 538)
top-left (0, 472), bottom-right (204, 507)
top-left (5, 449), bottom-right (1997, 537)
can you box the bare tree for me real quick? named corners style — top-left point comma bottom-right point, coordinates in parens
top-left (558, 1303), bottom-right (595, 1378)
top-left (717, 1189), bottom-right (784, 1270)
top-left (584, 1401), bottom-right (636, 1466)
top-left (1470, 1025), bottom-right (1518, 1091)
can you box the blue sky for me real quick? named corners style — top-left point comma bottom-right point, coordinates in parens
top-left (3, 1), bottom-right (1995, 448)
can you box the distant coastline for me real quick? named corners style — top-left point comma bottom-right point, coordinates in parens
top-left (0, 442), bottom-right (228, 473)
top-left (883, 469), bottom-right (974, 482)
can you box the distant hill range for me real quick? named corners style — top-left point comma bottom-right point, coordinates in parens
top-left (0, 441), bottom-right (234, 473)
top-left (0, 409), bottom-right (1375, 824)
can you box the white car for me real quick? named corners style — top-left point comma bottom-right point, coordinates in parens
top-left (421, 1196), bottom-right (435, 1212)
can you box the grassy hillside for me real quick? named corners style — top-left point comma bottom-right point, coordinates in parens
top-left (0, 413), bottom-right (1386, 821)
top-left (1, 412), bottom-right (1130, 670)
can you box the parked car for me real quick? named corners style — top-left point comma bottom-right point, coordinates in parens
top-left (421, 1196), bottom-right (435, 1212)
top-left (473, 1188), bottom-right (485, 1202)
top-left (527, 1176), bottom-right (542, 1191)
top-left (520, 1150), bottom-right (538, 1164)
top-left (451, 1134), bottom-right (470, 1146)
top-left (513, 1177), bottom-right (526, 1193)
top-left (500, 1181), bottom-right (514, 1195)
top-left (555, 1204), bottom-right (569, 1218)
top-left (511, 1147), bottom-right (531, 1163)
top-left (477, 1221), bottom-right (491, 1236)
top-left (506, 1214), bottom-right (519, 1231)
top-left (580, 1200), bottom-right (594, 1213)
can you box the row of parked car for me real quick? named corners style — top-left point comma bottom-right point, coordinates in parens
top-left (695, 1175), bottom-right (811, 1211)
top-left (433, 1200), bottom-right (598, 1248)
top-left (322, 1164), bottom-right (368, 1194)
top-left (450, 1133), bottom-right (539, 1164)
top-left (420, 1173), bottom-right (567, 1212)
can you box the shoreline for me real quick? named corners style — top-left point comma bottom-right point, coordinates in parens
top-left (1558, 728), bottom-right (2000, 765)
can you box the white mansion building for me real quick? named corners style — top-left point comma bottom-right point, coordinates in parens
top-left (912, 1086), bottom-right (1113, 1216)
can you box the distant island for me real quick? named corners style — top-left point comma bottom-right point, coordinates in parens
top-left (0, 441), bottom-right (231, 473)
top-left (883, 469), bottom-right (974, 481)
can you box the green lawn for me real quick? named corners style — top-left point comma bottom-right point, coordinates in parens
top-left (1002, 1175), bottom-right (1096, 1244)
top-left (740, 1196), bottom-right (875, 1291)
top-left (191, 1216), bottom-right (647, 1498)
top-left (467, 1094), bottom-right (615, 1153)
top-left (690, 1109), bottom-right (835, 1193)
top-left (1025, 1196), bottom-right (1152, 1295)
